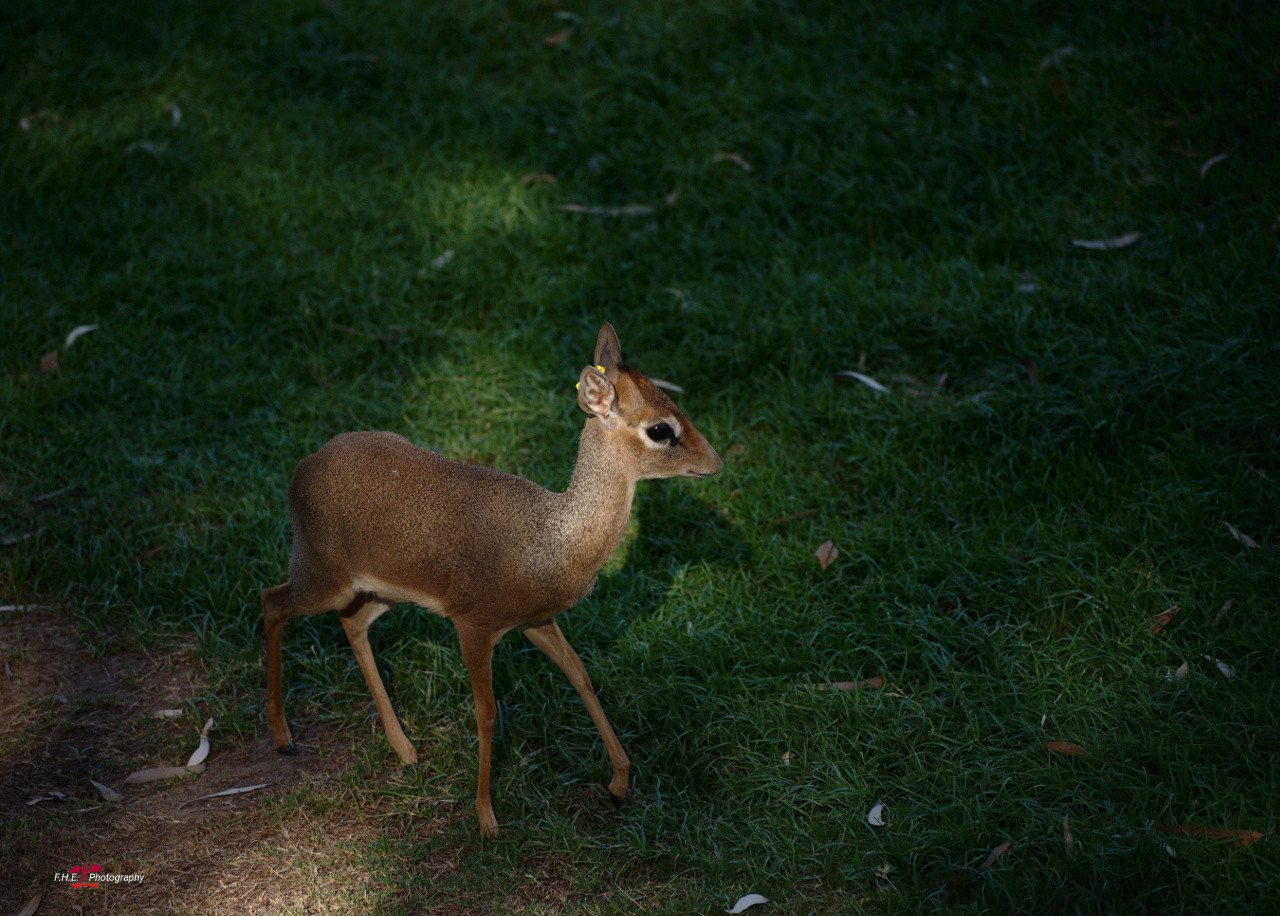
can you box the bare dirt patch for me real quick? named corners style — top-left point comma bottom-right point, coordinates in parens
top-left (0, 605), bottom-right (442, 915)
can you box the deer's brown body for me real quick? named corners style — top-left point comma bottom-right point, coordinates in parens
top-left (263, 324), bottom-right (722, 835)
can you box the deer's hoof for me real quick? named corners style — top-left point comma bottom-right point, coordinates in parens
top-left (607, 791), bottom-right (625, 810)
top-left (276, 743), bottom-right (298, 756)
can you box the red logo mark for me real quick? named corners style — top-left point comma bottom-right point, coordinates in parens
top-left (70, 864), bottom-right (102, 888)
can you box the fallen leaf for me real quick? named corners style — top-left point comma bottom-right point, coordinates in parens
top-left (153, 708), bottom-right (184, 718)
top-left (1071, 231), bottom-right (1142, 250)
top-left (26, 791), bottom-right (66, 806)
top-left (1199, 153), bottom-right (1229, 177)
top-left (815, 539), bottom-right (838, 569)
top-left (1212, 599), bottom-right (1233, 628)
top-left (186, 717), bottom-right (215, 767)
top-left (781, 751), bottom-right (791, 766)
top-left (1039, 45), bottom-right (1076, 69)
top-left (560, 203), bottom-right (654, 217)
top-left (868, 802), bottom-right (886, 826)
top-left (1224, 521), bottom-right (1259, 548)
top-left (90, 779), bottom-right (123, 802)
top-left (163, 102), bottom-right (182, 126)
top-left (0, 604), bottom-right (46, 612)
top-left (19, 110), bottom-right (59, 131)
top-left (805, 676), bottom-right (883, 691)
top-left (664, 188), bottom-right (682, 205)
top-left (834, 370), bottom-right (889, 393)
top-left (15, 894), bottom-right (41, 916)
top-left (725, 894), bottom-right (768, 914)
top-left (136, 543), bottom-right (167, 563)
top-left (39, 350), bottom-right (59, 373)
top-left (543, 27), bottom-right (573, 47)
top-left (1147, 604), bottom-right (1181, 635)
top-left (977, 840), bottom-right (1011, 872)
top-left (519, 172), bottom-right (557, 185)
top-left (1202, 655), bottom-right (1233, 679)
top-left (648, 377), bottom-right (684, 393)
top-left (64, 324), bottom-right (98, 348)
top-left (431, 249), bottom-right (455, 269)
top-left (1043, 740), bottom-right (1088, 757)
top-left (124, 764), bottom-right (204, 784)
top-left (1173, 661), bottom-right (1188, 678)
top-left (1063, 814), bottom-right (1075, 858)
top-left (177, 782), bottom-right (271, 809)
top-left (713, 152), bottom-right (753, 171)
top-left (1155, 825), bottom-right (1265, 846)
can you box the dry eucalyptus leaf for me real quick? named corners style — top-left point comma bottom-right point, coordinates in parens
top-left (431, 249), bottom-right (455, 269)
top-left (1199, 153), bottom-right (1229, 177)
top-left (814, 539), bottom-right (838, 570)
top-left (123, 764), bottom-right (204, 784)
top-left (1212, 599), bottom-right (1233, 628)
top-left (90, 780), bottom-right (123, 802)
top-left (153, 708), bottom-right (184, 719)
top-left (177, 782), bottom-right (271, 810)
top-left (1173, 661), bottom-right (1189, 678)
top-left (835, 370), bottom-right (889, 393)
top-left (1039, 45), bottom-right (1076, 69)
top-left (15, 894), bottom-right (41, 916)
top-left (1043, 740), bottom-right (1088, 757)
top-left (1224, 522), bottom-right (1259, 548)
top-left (1203, 655), bottom-right (1234, 679)
top-left (26, 791), bottom-right (66, 806)
top-left (977, 840), bottom-right (1011, 872)
top-left (1063, 815), bottom-right (1075, 858)
top-left (1155, 824), bottom-right (1264, 846)
top-left (649, 378), bottom-right (685, 394)
top-left (713, 152), bottom-right (753, 171)
top-left (186, 718), bottom-right (215, 768)
top-left (64, 324), bottom-right (98, 348)
top-left (1147, 604), bottom-right (1180, 635)
top-left (725, 894), bottom-right (768, 914)
top-left (868, 802), bottom-right (886, 827)
top-left (804, 677), bottom-right (882, 691)
top-left (560, 203), bottom-right (654, 217)
top-left (543, 27), bottom-right (573, 47)
top-left (1071, 231), bottom-right (1141, 250)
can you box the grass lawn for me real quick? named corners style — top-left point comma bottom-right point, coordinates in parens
top-left (2, 0), bottom-right (1277, 912)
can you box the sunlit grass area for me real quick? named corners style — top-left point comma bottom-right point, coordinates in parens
top-left (2, 0), bottom-right (1277, 912)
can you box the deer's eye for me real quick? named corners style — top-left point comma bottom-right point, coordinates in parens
top-left (646, 422), bottom-right (674, 442)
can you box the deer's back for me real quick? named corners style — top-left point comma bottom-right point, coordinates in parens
top-left (287, 431), bottom-right (576, 619)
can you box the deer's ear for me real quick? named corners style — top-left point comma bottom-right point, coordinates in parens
top-left (594, 323), bottom-right (622, 382)
top-left (577, 365), bottom-right (619, 422)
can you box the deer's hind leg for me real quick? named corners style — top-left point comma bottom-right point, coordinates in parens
top-left (340, 596), bottom-right (418, 765)
top-left (263, 573), bottom-right (354, 755)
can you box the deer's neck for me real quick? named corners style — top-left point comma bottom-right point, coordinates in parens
top-left (554, 418), bottom-right (636, 579)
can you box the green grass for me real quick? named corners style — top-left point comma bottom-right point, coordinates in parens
top-left (2, 0), bottom-right (1278, 911)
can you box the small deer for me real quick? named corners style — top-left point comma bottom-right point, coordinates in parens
top-left (263, 323), bottom-right (722, 835)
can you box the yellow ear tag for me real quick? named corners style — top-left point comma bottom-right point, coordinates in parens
top-left (575, 381), bottom-right (580, 390)
top-left (596, 365), bottom-right (605, 373)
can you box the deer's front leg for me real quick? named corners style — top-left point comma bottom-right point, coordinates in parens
top-left (521, 617), bottom-right (630, 805)
top-left (457, 623), bottom-right (501, 836)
